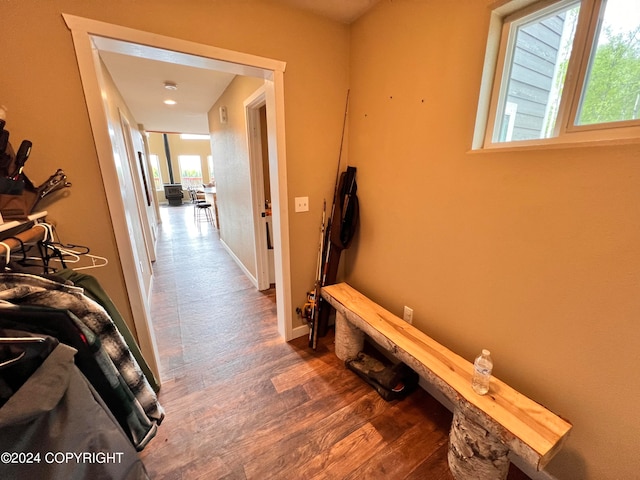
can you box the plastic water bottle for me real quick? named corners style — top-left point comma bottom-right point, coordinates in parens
top-left (472, 349), bottom-right (493, 395)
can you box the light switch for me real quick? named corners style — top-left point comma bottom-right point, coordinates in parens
top-left (294, 196), bottom-right (309, 212)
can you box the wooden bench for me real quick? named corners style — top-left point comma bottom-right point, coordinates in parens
top-left (321, 282), bottom-right (572, 480)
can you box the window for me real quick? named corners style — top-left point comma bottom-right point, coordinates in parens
top-left (149, 154), bottom-right (163, 190)
top-left (207, 155), bottom-right (214, 184)
top-left (180, 133), bottom-right (211, 141)
top-left (178, 155), bottom-right (203, 188)
top-left (476, 0), bottom-right (640, 148)
top-left (576, 0), bottom-right (640, 125)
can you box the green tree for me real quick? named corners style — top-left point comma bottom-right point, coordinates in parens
top-left (579, 26), bottom-right (640, 124)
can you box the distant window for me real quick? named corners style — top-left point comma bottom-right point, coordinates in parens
top-left (178, 155), bottom-right (203, 188)
top-left (149, 154), bottom-right (163, 190)
top-left (180, 134), bottom-right (210, 140)
top-left (207, 155), bottom-right (214, 184)
top-left (476, 0), bottom-right (640, 148)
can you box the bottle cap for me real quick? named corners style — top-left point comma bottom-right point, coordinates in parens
top-left (482, 349), bottom-right (490, 356)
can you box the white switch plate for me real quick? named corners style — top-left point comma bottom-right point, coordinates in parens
top-left (295, 196), bottom-right (309, 212)
top-left (403, 306), bottom-right (414, 324)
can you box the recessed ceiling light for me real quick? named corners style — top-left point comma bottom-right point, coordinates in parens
top-left (164, 81), bottom-right (178, 90)
top-left (164, 99), bottom-right (177, 105)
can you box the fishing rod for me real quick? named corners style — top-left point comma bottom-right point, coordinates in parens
top-left (310, 89), bottom-right (350, 349)
top-left (321, 89), bottom-right (350, 287)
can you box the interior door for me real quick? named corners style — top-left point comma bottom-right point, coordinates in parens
top-left (246, 87), bottom-right (275, 290)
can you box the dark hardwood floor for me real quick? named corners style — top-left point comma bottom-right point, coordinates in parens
top-left (139, 205), bottom-right (529, 480)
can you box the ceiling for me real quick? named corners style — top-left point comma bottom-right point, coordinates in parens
top-left (96, 0), bottom-right (380, 135)
top-left (274, 0), bottom-right (380, 24)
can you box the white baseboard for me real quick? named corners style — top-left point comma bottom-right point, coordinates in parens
top-left (291, 323), bottom-right (310, 339)
top-left (219, 238), bottom-right (259, 289)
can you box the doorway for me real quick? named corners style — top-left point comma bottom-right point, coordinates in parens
top-left (64, 14), bottom-right (295, 384)
top-left (246, 87), bottom-right (276, 290)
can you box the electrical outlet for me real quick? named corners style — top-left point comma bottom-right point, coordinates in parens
top-left (295, 196), bottom-right (309, 212)
top-left (403, 306), bottom-right (413, 324)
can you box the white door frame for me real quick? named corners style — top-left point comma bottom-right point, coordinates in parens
top-left (63, 15), bottom-right (296, 382)
top-left (245, 87), bottom-right (270, 291)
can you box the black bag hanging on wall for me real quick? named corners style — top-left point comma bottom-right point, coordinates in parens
top-left (311, 166), bottom-right (360, 346)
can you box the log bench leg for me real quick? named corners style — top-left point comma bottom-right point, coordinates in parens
top-left (333, 302), bottom-right (511, 479)
top-left (334, 311), bottom-right (365, 361)
top-left (448, 407), bottom-right (510, 480)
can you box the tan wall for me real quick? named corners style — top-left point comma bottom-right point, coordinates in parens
top-left (347, 1), bottom-right (640, 479)
top-left (207, 76), bottom-right (266, 280)
top-left (0, 6), bottom-right (132, 327)
top-left (1, 0), bottom-right (349, 331)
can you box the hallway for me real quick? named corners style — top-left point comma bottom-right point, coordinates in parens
top-left (144, 204), bottom-right (276, 386)
top-left (138, 205), bottom-right (529, 479)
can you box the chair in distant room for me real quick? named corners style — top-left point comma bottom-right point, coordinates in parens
top-left (188, 188), bottom-right (214, 225)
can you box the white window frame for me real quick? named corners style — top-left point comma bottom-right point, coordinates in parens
top-left (473, 0), bottom-right (640, 150)
top-left (502, 101), bottom-right (519, 142)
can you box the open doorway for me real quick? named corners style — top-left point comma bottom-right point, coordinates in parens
top-left (246, 87), bottom-right (276, 290)
top-left (64, 14), bottom-right (294, 385)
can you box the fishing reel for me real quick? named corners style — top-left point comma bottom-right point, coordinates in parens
top-left (299, 290), bottom-right (317, 322)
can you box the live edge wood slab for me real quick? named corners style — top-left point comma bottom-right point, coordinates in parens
top-left (321, 282), bottom-right (572, 480)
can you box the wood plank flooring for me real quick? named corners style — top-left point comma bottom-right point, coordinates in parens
top-left (139, 205), bottom-right (529, 480)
